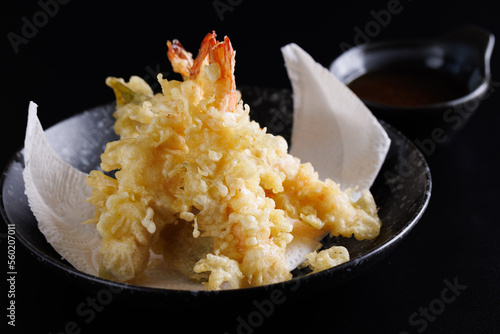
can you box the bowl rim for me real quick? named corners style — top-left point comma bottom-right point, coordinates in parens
top-left (0, 103), bottom-right (432, 298)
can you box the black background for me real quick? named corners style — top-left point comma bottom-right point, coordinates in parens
top-left (2, 0), bottom-right (499, 333)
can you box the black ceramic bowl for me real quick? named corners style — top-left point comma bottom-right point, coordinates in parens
top-left (1, 87), bottom-right (431, 307)
top-left (330, 25), bottom-right (495, 141)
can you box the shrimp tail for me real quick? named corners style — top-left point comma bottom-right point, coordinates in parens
top-left (167, 31), bottom-right (217, 80)
top-left (167, 39), bottom-right (194, 80)
top-left (209, 35), bottom-right (236, 92)
top-left (167, 31), bottom-right (238, 111)
top-left (191, 31), bottom-right (217, 78)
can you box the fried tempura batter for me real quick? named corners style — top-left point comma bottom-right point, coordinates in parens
top-left (85, 31), bottom-right (381, 290)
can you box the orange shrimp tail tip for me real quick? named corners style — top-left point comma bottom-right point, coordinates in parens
top-left (167, 39), bottom-right (194, 79)
top-left (209, 36), bottom-right (236, 90)
top-left (166, 32), bottom-right (237, 109)
top-left (209, 35), bottom-right (238, 109)
top-left (191, 31), bottom-right (217, 78)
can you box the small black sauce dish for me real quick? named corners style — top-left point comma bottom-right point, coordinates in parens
top-left (330, 25), bottom-right (495, 143)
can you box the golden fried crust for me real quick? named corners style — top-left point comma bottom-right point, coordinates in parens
top-left (87, 33), bottom-right (381, 289)
top-left (274, 160), bottom-right (381, 240)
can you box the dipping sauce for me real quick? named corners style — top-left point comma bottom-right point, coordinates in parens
top-left (348, 67), bottom-right (469, 107)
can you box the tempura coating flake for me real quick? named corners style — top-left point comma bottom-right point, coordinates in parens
top-left (85, 31), bottom-right (381, 290)
top-left (301, 247), bottom-right (350, 274)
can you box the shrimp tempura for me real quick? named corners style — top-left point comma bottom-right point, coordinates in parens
top-left (85, 32), bottom-right (381, 290)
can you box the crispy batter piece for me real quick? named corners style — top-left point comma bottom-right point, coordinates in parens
top-left (85, 32), bottom-right (381, 289)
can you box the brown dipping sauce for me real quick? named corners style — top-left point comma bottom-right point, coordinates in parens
top-left (348, 67), bottom-right (469, 107)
